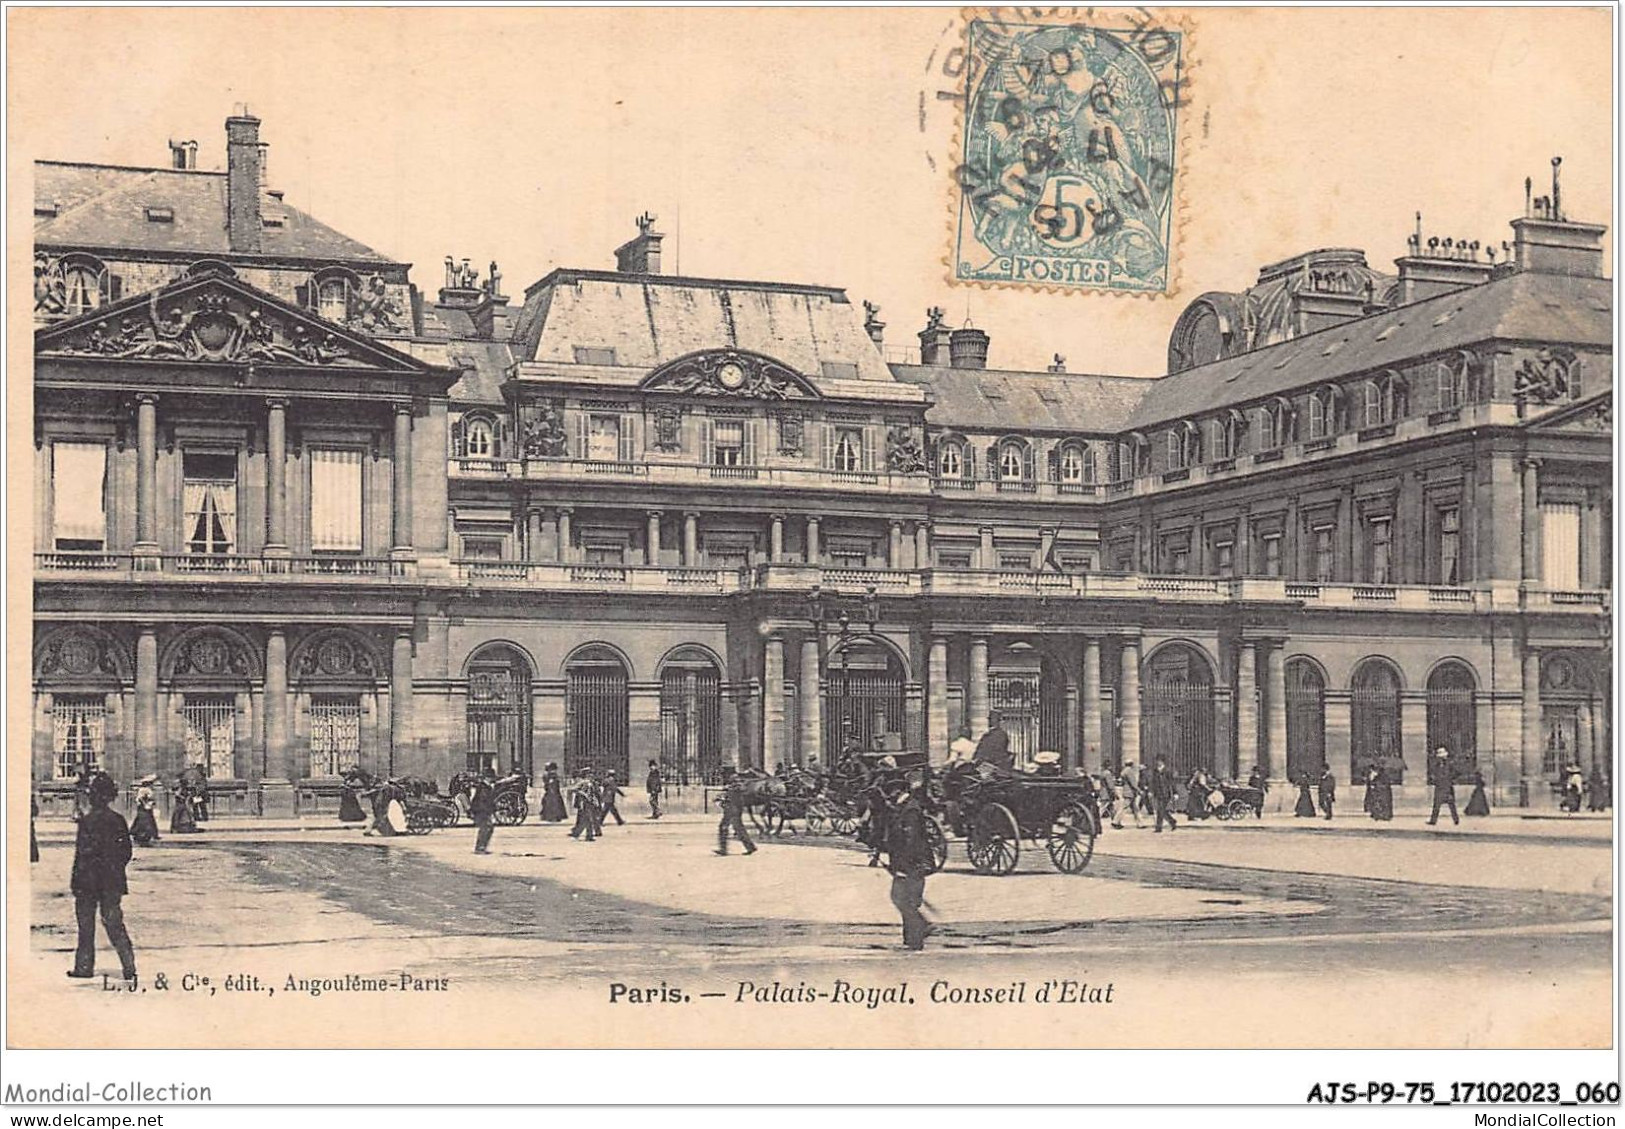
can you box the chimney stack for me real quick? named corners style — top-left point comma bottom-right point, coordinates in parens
top-left (168, 139), bottom-right (198, 170)
top-left (1508, 158), bottom-right (1605, 278)
top-left (1047, 354), bottom-right (1067, 373)
top-left (949, 326), bottom-right (990, 369)
top-left (225, 112), bottom-right (263, 253)
top-left (917, 307), bottom-right (951, 365)
top-left (614, 212), bottom-right (664, 274)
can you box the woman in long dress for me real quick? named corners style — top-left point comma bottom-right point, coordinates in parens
top-left (1464, 771), bottom-right (1490, 817)
top-left (1184, 770), bottom-right (1210, 820)
top-left (338, 769), bottom-right (369, 823)
top-left (540, 762), bottom-right (568, 822)
top-left (1293, 773), bottom-right (1317, 818)
top-left (169, 777), bottom-right (199, 834)
top-left (1365, 765), bottom-right (1393, 821)
top-left (131, 777), bottom-right (161, 845)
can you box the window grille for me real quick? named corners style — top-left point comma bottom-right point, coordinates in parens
top-left (309, 695), bottom-right (361, 776)
top-left (52, 694), bottom-right (106, 780)
top-left (182, 694), bottom-right (236, 778)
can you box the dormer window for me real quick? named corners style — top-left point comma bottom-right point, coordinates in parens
top-left (833, 428), bottom-right (863, 473)
top-left (1168, 420), bottom-right (1199, 469)
top-left (144, 206), bottom-right (174, 224)
top-left (59, 256), bottom-right (118, 317)
top-left (464, 417), bottom-right (495, 458)
top-left (937, 438), bottom-right (963, 478)
top-left (317, 278), bottom-right (350, 322)
top-left (1364, 371), bottom-right (1407, 428)
top-left (1307, 385), bottom-right (1341, 440)
top-left (998, 443), bottom-right (1024, 480)
top-left (1056, 440), bottom-right (1094, 485)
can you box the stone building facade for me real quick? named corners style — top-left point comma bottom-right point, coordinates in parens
top-left (32, 114), bottom-right (1612, 814)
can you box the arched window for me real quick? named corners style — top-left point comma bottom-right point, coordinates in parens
top-left (1258, 397), bottom-right (1291, 450)
top-left (1308, 385), bottom-right (1341, 440)
top-left (998, 441), bottom-right (1025, 481)
top-left (1426, 662), bottom-right (1477, 776)
top-left (833, 429), bottom-right (862, 473)
top-left (937, 439), bottom-right (963, 479)
top-left (1365, 371), bottom-right (1407, 427)
top-left (466, 643), bottom-right (533, 777)
top-left (565, 644), bottom-right (630, 779)
top-left (464, 417), bottom-right (495, 457)
top-left (317, 278), bottom-right (350, 322)
top-left (1284, 659), bottom-right (1326, 783)
top-left (660, 647), bottom-right (722, 783)
top-left (1165, 430), bottom-right (1184, 469)
top-left (63, 265), bottom-right (103, 316)
top-left (1057, 441), bottom-right (1094, 485)
top-left (1351, 659), bottom-right (1403, 783)
top-left (1436, 356), bottom-right (1467, 411)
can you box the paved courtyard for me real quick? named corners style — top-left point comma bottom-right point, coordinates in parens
top-left (16, 810), bottom-right (1612, 1049)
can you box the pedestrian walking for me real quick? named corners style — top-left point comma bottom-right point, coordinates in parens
top-left (1464, 771), bottom-right (1490, 817)
top-left (470, 773), bottom-right (498, 854)
top-left (1561, 762), bottom-right (1585, 814)
top-left (569, 774), bottom-right (601, 841)
top-left (67, 772), bottom-right (138, 988)
top-left (599, 769), bottom-right (626, 827)
top-left (645, 760), bottom-right (664, 819)
top-left (1364, 764), bottom-right (1394, 821)
top-left (338, 768), bottom-right (369, 823)
top-left (1587, 766), bottom-right (1609, 812)
top-left (1427, 746), bottom-right (1460, 826)
top-left (1247, 764), bottom-right (1269, 817)
top-left (130, 777), bottom-right (161, 846)
top-left (1116, 764), bottom-right (1143, 828)
top-left (885, 771), bottom-right (936, 951)
top-left (1150, 756), bottom-right (1179, 833)
top-left (714, 772), bottom-right (756, 856)
top-left (1137, 763), bottom-right (1155, 816)
top-left (169, 775), bottom-right (200, 834)
top-left (539, 762), bottom-right (568, 822)
top-left (1293, 773), bottom-right (1317, 818)
top-left (1317, 765), bottom-right (1336, 820)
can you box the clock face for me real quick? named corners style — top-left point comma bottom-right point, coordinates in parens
top-left (716, 361), bottom-right (746, 390)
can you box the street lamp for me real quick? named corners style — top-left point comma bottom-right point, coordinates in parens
top-left (806, 583), bottom-right (882, 763)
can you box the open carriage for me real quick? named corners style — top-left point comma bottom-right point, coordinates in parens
top-left (449, 770), bottom-right (531, 825)
top-left (940, 764), bottom-right (1098, 875)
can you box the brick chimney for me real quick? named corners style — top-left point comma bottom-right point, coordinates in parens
top-left (949, 326), bottom-right (989, 369)
top-left (225, 112), bottom-right (263, 253)
top-left (1510, 159), bottom-right (1606, 278)
top-left (614, 212), bottom-right (664, 274)
top-left (168, 139), bottom-right (198, 170)
top-left (917, 307), bottom-right (951, 365)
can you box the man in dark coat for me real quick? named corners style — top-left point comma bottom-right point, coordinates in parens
top-left (885, 772), bottom-right (936, 951)
top-left (1317, 765), bottom-right (1336, 820)
top-left (1137, 762), bottom-right (1155, 815)
top-left (599, 769), bottom-right (626, 827)
top-left (68, 773), bottom-right (137, 986)
top-left (1150, 756), bottom-right (1179, 832)
top-left (972, 711), bottom-right (1014, 772)
top-left (1247, 764), bottom-right (1269, 817)
top-left (645, 760), bottom-right (664, 819)
top-left (569, 774), bottom-right (601, 841)
top-left (714, 772), bottom-right (756, 856)
top-left (1427, 746), bottom-right (1460, 826)
top-left (469, 773), bottom-right (498, 854)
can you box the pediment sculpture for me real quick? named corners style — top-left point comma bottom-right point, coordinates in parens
top-left (642, 350), bottom-right (818, 400)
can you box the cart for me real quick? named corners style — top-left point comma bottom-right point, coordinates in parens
top-left (941, 764), bottom-right (1098, 875)
top-left (1209, 782), bottom-right (1265, 820)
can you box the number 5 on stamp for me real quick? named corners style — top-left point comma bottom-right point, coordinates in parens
top-left (950, 15), bottom-right (1185, 295)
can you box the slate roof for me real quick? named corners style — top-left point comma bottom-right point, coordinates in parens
top-left (34, 162), bottom-right (397, 264)
top-left (890, 364), bottom-right (1153, 435)
top-left (1125, 270), bottom-right (1613, 429)
top-left (511, 269), bottom-right (893, 383)
top-left (443, 340), bottom-right (515, 405)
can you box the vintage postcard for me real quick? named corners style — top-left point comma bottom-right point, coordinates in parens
top-left (5, 5), bottom-right (1614, 1075)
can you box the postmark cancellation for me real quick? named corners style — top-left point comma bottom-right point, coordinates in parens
top-left (949, 12), bottom-right (1185, 296)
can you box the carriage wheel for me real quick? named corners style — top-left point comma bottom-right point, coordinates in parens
top-left (830, 806), bottom-right (858, 836)
top-left (406, 811), bottom-right (433, 835)
top-left (924, 817), bottom-right (949, 874)
top-left (1213, 802), bottom-right (1230, 821)
top-left (1226, 799), bottom-right (1252, 821)
top-left (805, 800), bottom-right (832, 836)
top-left (968, 803), bottom-right (1020, 876)
top-left (1046, 803), bottom-right (1096, 874)
top-left (495, 792), bottom-right (526, 826)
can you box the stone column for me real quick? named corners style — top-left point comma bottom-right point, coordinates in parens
top-left (805, 516), bottom-right (820, 564)
top-left (1521, 646), bottom-right (1543, 802)
top-left (927, 636), bottom-right (949, 762)
top-left (1119, 638), bottom-right (1142, 767)
top-left (889, 520), bottom-right (904, 568)
top-left (135, 394), bottom-right (159, 553)
top-left (1521, 458), bottom-right (1542, 585)
top-left (968, 637), bottom-right (990, 735)
top-left (1235, 641), bottom-right (1258, 775)
top-left (557, 507), bottom-right (573, 563)
top-left (1236, 508), bottom-right (1251, 576)
top-left (392, 404), bottom-right (414, 552)
top-left (915, 522), bottom-right (931, 568)
top-left (526, 509), bottom-right (544, 563)
top-left (646, 510), bottom-right (663, 567)
top-left (1264, 642), bottom-right (1287, 781)
top-left (1338, 486), bottom-right (1356, 582)
top-left (769, 514), bottom-right (785, 563)
top-left (1578, 698), bottom-right (1597, 778)
top-left (979, 526), bottom-right (995, 569)
top-left (683, 511), bottom-right (700, 567)
top-left (264, 397), bottom-right (289, 554)
top-left (762, 635), bottom-right (785, 772)
top-left (392, 629), bottom-right (415, 777)
top-left (1081, 636), bottom-right (1103, 773)
top-left (799, 636), bottom-right (822, 765)
top-left (262, 628), bottom-right (293, 815)
top-left (134, 626), bottom-right (159, 778)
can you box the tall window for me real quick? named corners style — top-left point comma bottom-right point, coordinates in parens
top-left (1307, 389), bottom-right (1335, 440)
top-left (1426, 663), bottom-right (1477, 775)
top-left (52, 694), bottom-right (106, 780)
top-left (712, 420), bottom-right (745, 467)
top-left (52, 441), bottom-right (107, 551)
top-left (1351, 661), bottom-right (1402, 783)
top-left (1258, 404), bottom-right (1279, 450)
top-left (1262, 533), bottom-right (1283, 577)
top-left (1542, 502), bottom-right (1582, 589)
top-left (1366, 516), bottom-right (1393, 584)
top-left (1058, 442), bottom-right (1093, 484)
top-left (309, 695), bottom-right (361, 776)
top-left (1437, 506), bottom-right (1461, 585)
top-left (1169, 546), bottom-right (1190, 574)
top-left (1214, 541), bottom-right (1235, 576)
top-left (938, 441), bottom-right (963, 478)
top-left (183, 452), bottom-right (237, 556)
top-left (63, 265), bottom-right (104, 316)
top-left (1166, 430), bottom-right (1186, 470)
top-left (1437, 359), bottom-right (1466, 411)
top-left (317, 278), bottom-right (349, 322)
top-left (1313, 525), bottom-right (1335, 582)
top-left (832, 427), bottom-right (863, 473)
top-left (586, 415), bottom-right (621, 462)
top-left (182, 694), bottom-right (235, 777)
top-left (464, 417), bottom-right (495, 457)
top-left (310, 448), bottom-right (363, 552)
top-left (998, 443), bottom-right (1024, 481)
top-left (1363, 381), bottom-right (1386, 427)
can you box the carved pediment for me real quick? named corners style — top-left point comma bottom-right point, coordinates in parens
top-left (35, 271), bottom-right (430, 373)
top-left (640, 349), bottom-right (821, 400)
top-left (1524, 390), bottom-right (1612, 436)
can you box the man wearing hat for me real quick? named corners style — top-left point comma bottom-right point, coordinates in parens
top-left (130, 776), bottom-right (161, 846)
top-left (645, 760), bottom-right (664, 819)
top-left (973, 710), bottom-right (1014, 772)
top-left (469, 771), bottom-right (498, 854)
top-left (1150, 755), bottom-right (1179, 832)
top-left (1427, 746), bottom-right (1460, 826)
top-left (884, 770), bottom-right (937, 951)
top-left (68, 772), bottom-right (138, 987)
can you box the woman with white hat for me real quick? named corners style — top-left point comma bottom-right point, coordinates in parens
top-left (130, 776), bottom-right (160, 846)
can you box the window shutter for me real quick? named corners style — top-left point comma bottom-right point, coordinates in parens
top-left (497, 418), bottom-right (511, 459)
top-left (861, 428), bottom-right (876, 472)
top-left (619, 413), bottom-right (636, 463)
top-left (105, 274), bottom-right (122, 303)
top-left (700, 418), bottom-right (715, 465)
top-left (1082, 443), bottom-right (1095, 483)
top-left (295, 283), bottom-right (311, 309)
top-left (576, 413), bottom-right (589, 458)
top-left (743, 420), bottom-right (758, 466)
top-left (450, 417), bottom-right (466, 458)
top-left (1046, 446), bottom-right (1059, 481)
top-left (821, 425), bottom-right (834, 469)
top-left (1022, 443), bottom-right (1035, 482)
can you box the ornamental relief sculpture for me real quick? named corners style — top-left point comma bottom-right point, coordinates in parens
top-left (50, 288), bottom-right (362, 366)
top-left (642, 350), bottom-right (817, 400)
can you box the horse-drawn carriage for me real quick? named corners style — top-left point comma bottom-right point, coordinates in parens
top-left (1206, 780), bottom-right (1265, 820)
top-left (448, 770), bottom-right (532, 825)
top-left (395, 776), bottom-right (461, 834)
top-left (939, 763), bottom-right (1098, 875)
